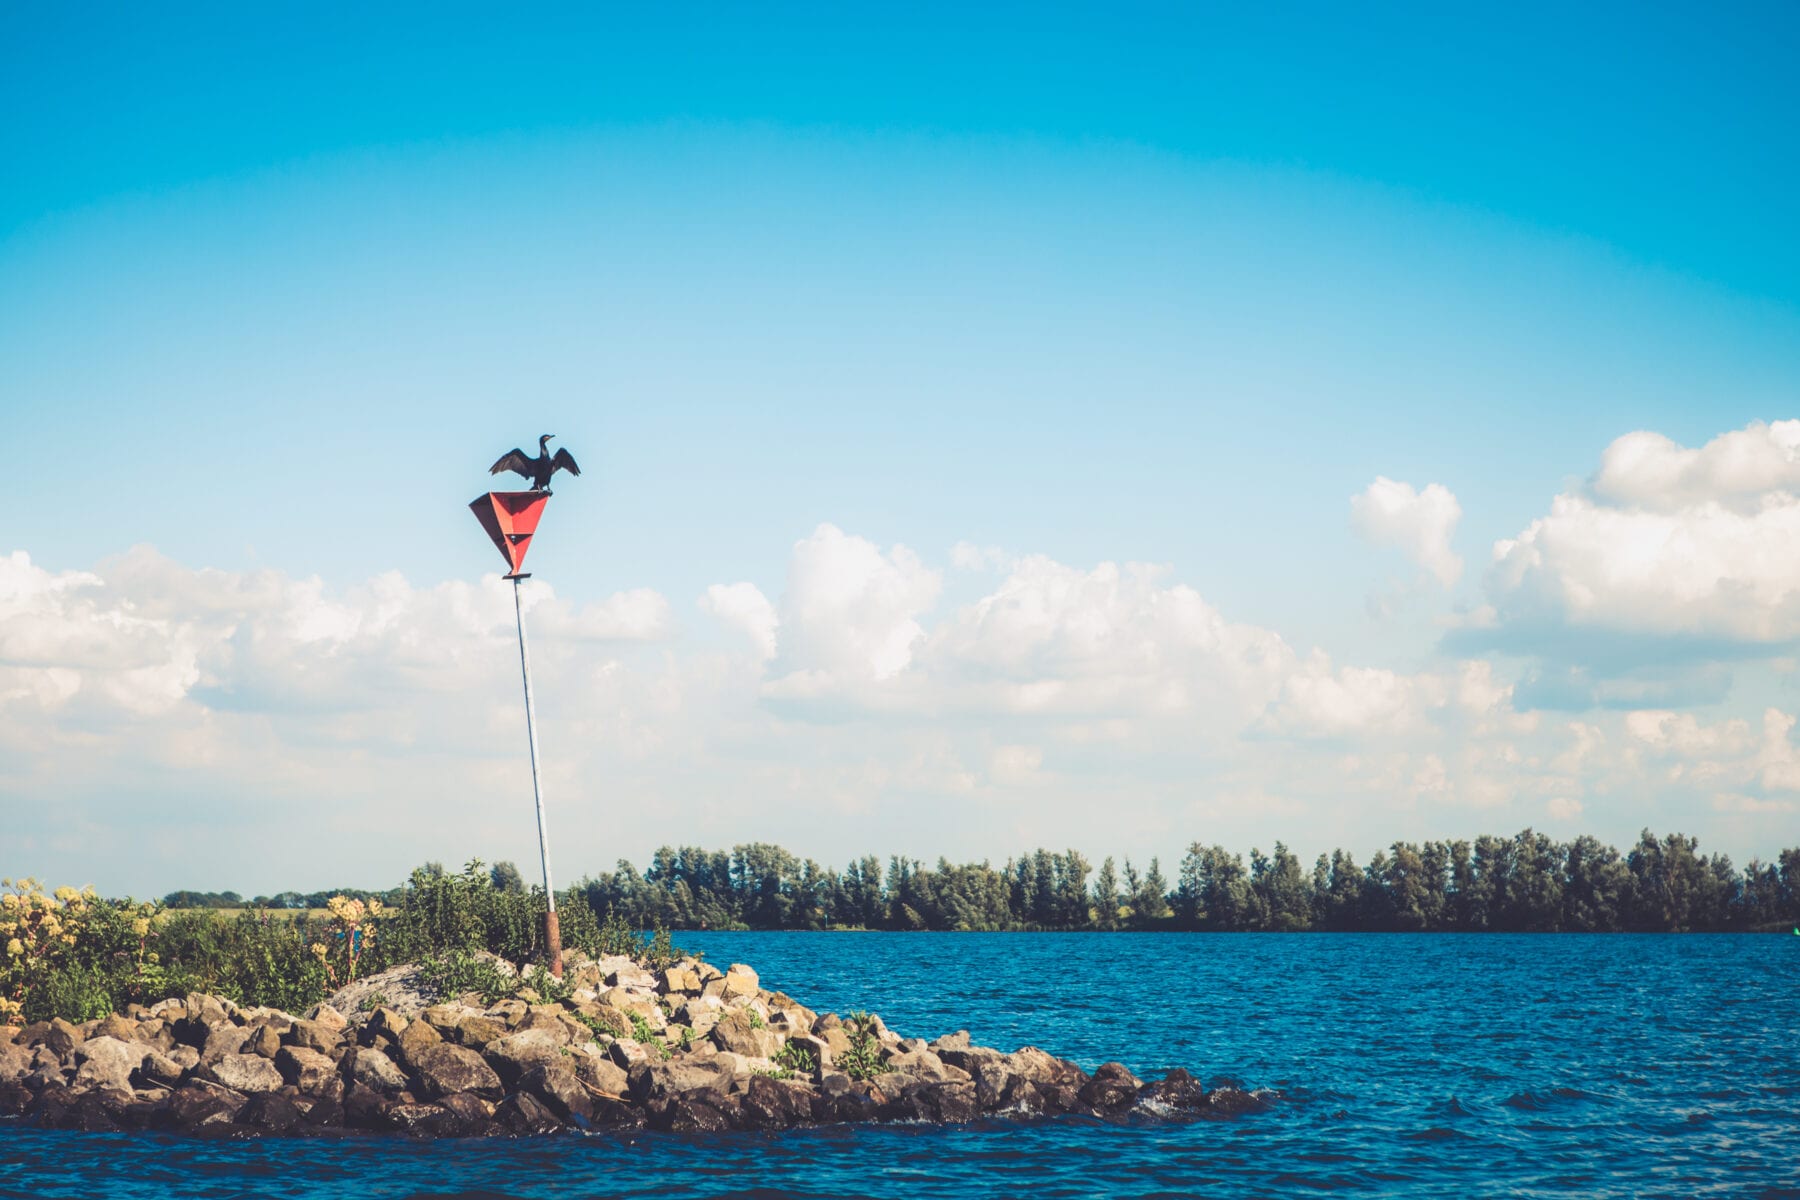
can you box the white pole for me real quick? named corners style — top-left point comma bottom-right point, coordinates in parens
top-left (512, 573), bottom-right (563, 975)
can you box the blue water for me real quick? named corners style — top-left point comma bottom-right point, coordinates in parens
top-left (2, 934), bottom-right (1795, 1198)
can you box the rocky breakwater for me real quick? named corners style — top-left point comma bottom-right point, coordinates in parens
top-left (0, 954), bottom-right (1273, 1137)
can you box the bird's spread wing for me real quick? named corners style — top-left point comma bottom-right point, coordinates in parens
top-left (489, 449), bottom-right (531, 476)
top-left (552, 448), bottom-right (581, 476)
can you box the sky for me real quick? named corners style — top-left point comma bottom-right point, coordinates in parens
top-left (3, 2), bottom-right (1800, 895)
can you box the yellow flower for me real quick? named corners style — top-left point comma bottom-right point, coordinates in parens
top-left (53, 886), bottom-right (78, 904)
top-left (1, 894), bottom-right (18, 909)
top-left (5, 938), bottom-right (21, 956)
top-left (131, 918), bottom-right (151, 937)
top-left (310, 943), bottom-right (328, 960)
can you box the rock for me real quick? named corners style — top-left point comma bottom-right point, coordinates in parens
top-left (0, 1040), bottom-right (30, 1083)
top-left (419, 1004), bottom-right (467, 1033)
top-left (454, 1014), bottom-right (508, 1049)
top-left (31, 1084), bottom-right (146, 1133)
top-left (1203, 1086), bottom-right (1274, 1115)
top-left (393, 1017), bottom-right (443, 1070)
top-left (600, 988), bottom-right (663, 1025)
top-left (1078, 1061), bottom-right (1143, 1111)
top-left (482, 1028), bottom-right (567, 1086)
top-left (569, 1046), bottom-right (628, 1098)
top-left (608, 1038), bottom-right (650, 1069)
top-left (209, 1052), bottom-right (284, 1094)
top-left (1138, 1066), bottom-right (1207, 1109)
top-left (722, 963), bottom-right (759, 1000)
top-left (94, 1014), bottom-right (138, 1043)
top-left (71, 1036), bottom-right (150, 1093)
top-left (517, 1061), bottom-right (593, 1125)
top-left (1001, 1047), bottom-right (1087, 1112)
top-left (346, 1046), bottom-right (410, 1093)
top-left (364, 1006), bottom-right (409, 1044)
top-left (494, 1091), bottom-right (562, 1134)
top-left (740, 1073), bottom-right (813, 1129)
top-left (513, 1006), bottom-right (574, 1043)
top-left (410, 1043), bottom-right (503, 1100)
top-left (199, 1025), bottom-right (251, 1065)
top-left (897, 1079), bottom-right (979, 1124)
top-left (884, 1048), bottom-right (967, 1084)
top-left (134, 1050), bottom-right (187, 1089)
top-left (658, 966), bottom-right (702, 995)
top-left (38, 1017), bottom-right (86, 1057)
top-left (629, 1058), bottom-right (733, 1107)
top-left (247, 1024), bottom-right (283, 1059)
top-left (275, 1046), bottom-right (338, 1094)
top-left (285, 1018), bottom-right (344, 1055)
top-left (324, 963), bottom-right (437, 1021)
top-left (484, 999), bottom-right (529, 1028)
top-left (437, 1090), bottom-right (497, 1128)
top-left (0, 1081), bottom-right (31, 1116)
top-left (603, 963), bottom-right (656, 991)
top-left (303, 1076), bottom-right (346, 1126)
top-left (306, 1002), bottom-right (349, 1033)
top-left (673, 996), bottom-right (725, 1035)
top-left (239, 1091), bottom-right (303, 1132)
top-left (383, 1101), bottom-right (465, 1136)
top-left (929, 1030), bottom-right (1001, 1073)
top-left (157, 1080), bottom-right (248, 1132)
top-left (183, 994), bottom-right (232, 1027)
top-left (818, 1026), bottom-right (855, 1063)
top-left (342, 1082), bottom-right (395, 1130)
top-left (708, 1010), bottom-right (781, 1058)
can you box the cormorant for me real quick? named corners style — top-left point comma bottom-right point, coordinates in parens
top-left (490, 434), bottom-right (581, 491)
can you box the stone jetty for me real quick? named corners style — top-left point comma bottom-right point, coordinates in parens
top-left (0, 953), bottom-right (1272, 1137)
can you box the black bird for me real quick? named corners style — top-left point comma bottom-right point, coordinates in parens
top-left (490, 434), bottom-right (581, 491)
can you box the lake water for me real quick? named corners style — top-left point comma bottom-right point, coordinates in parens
top-left (1, 933), bottom-right (1795, 1198)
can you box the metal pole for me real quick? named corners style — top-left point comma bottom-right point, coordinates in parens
top-left (512, 573), bottom-right (563, 977)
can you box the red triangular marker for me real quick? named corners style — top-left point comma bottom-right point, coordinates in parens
top-left (470, 491), bottom-right (551, 576)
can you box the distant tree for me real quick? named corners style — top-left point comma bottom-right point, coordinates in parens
top-left (489, 861), bottom-right (526, 893)
top-left (1134, 857), bottom-right (1172, 924)
top-left (1091, 857), bottom-right (1121, 930)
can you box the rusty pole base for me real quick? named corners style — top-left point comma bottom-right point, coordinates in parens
top-left (546, 908), bottom-right (564, 978)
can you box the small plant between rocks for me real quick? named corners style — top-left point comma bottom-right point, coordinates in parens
top-left (839, 1010), bottom-right (890, 1082)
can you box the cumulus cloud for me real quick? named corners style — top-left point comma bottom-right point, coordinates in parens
top-left (1489, 491), bottom-right (1800, 642)
top-left (765, 524), bottom-right (941, 698)
top-left (922, 556), bottom-right (1295, 720)
top-left (1351, 477), bottom-right (1463, 587)
top-left (1484, 420), bottom-right (1800, 646)
top-left (1452, 418), bottom-right (1800, 716)
top-left (1594, 420), bottom-right (1800, 512)
top-left (700, 582), bottom-right (778, 660)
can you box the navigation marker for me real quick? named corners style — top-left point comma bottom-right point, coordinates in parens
top-left (469, 490), bottom-right (551, 576)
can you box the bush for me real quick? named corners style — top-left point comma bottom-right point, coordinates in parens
top-left (838, 1011), bottom-right (890, 1082)
top-left (5, 859), bottom-right (697, 1024)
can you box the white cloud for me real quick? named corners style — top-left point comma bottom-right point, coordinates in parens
top-left (766, 524), bottom-right (941, 697)
top-left (700, 582), bottom-right (778, 660)
top-left (1351, 476), bottom-right (1463, 587)
top-left (1595, 420), bottom-right (1800, 513)
top-left (1485, 420), bottom-right (1800, 645)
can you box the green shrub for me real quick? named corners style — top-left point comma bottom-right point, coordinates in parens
top-left (756, 1036), bottom-right (820, 1086)
top-left (838, 1011), bottom-right (890, 1082)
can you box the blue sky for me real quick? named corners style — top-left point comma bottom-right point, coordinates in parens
top-left (3, 3), bottom-right (1799, 893)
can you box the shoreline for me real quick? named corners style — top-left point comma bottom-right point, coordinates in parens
top-left (1, 951), bottom-right (1272, 1138)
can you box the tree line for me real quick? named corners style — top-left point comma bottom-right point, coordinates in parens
top-left (567, 830), bottom-right (1800, 933)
